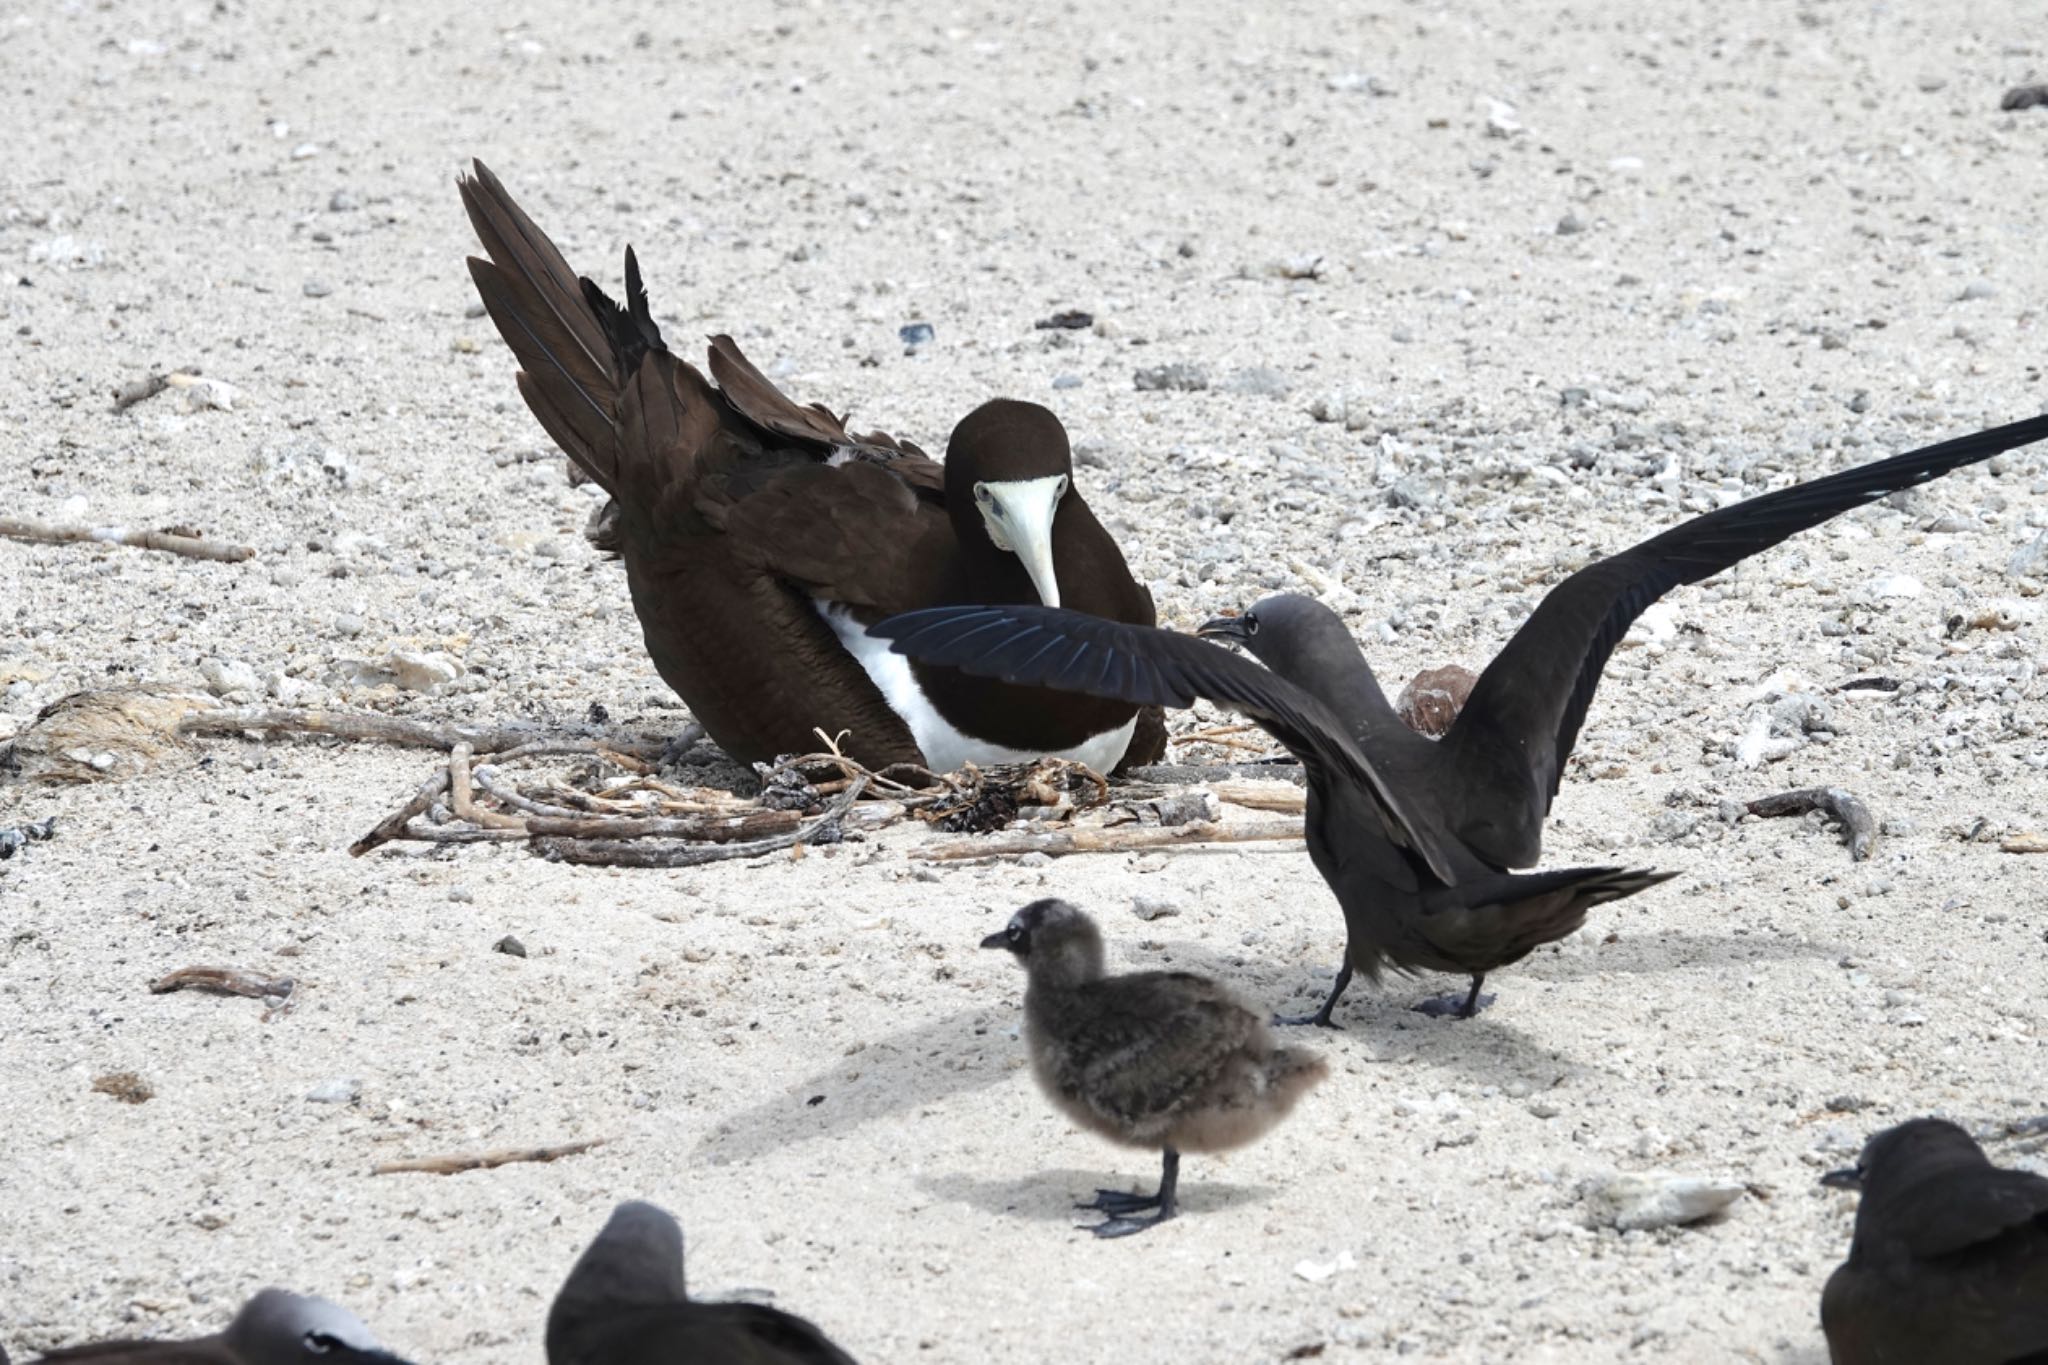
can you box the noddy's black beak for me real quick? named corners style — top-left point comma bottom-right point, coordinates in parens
top-left (1819, 1166), bottom-right (1864, 1191)
top-left (1197, 614), bottom-right (1250, 642)
top-left (979, 930), bottom-right (1011, 950)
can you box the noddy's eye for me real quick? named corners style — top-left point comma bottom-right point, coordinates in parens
top-left (1245, 614), bottom-right (1260, 636)
top-left (1008, 926), bottom-right (1023, 941)
top-left (303, 1334), bottom-right (338, 1355)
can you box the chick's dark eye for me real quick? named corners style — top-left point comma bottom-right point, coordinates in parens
top-left (1007, 926), bottom-right (1022, 940)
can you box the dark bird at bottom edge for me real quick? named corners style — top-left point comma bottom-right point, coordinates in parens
top-left (16, 1290), bottom-right (413, 1365)
top-left (983, 898), bottom-right (1328, 1238)
top-left (1819, 1117), bottom-right (2048, 1365)
top-left (458, 160), bottom-right (1165, 777)
top-left (546, 1200), bottom-right (859, 1365)
top-left (879, 411), bottom-right (2048, 1024)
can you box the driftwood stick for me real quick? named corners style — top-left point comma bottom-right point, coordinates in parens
top-left (471, 763), bottom-right (587, 820)
top-left (349, 768), bottom-right (453, 856)
top-left (395, 822), bottom-right (532, 844)
top-left (183, 707), bottom-right (551, 754)
top-left (448, 745), bottom-right (525, 830)
top-left (521, 800), bottom-right (906, 844)
top-left (913, 816), bottom-right (1306, 862)
top-left (1746, 786), bottom-right (1878, 861)
top-left (371, 1137), bottom-right (607, 1176)
top-left (535, 777), bottom-right (869, 868)
top-left (525, 807), bottom-right (802, 842)
top-left (149, 965), bottom-right (298, 1022)
top-left (0, 516), bottom-right (254, 563)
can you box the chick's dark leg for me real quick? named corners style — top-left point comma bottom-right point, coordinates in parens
top-left (1274, 961), bottom-right (1352, 1029)
top-left (1413, 972), bottom-right (1495, 1020)
top-left (1086, 1148), bottom-right (1181, 1239)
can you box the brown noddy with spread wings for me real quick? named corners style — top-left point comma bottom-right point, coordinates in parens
top-left (877, 412), bottom-right (2048, 1022)
top-left (458, 160), bottom-right (1163, 773)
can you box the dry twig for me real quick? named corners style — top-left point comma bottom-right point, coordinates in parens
top-left (150, 965), bottom-right (298, 1021)
top-left (533, 777), bottom-right (870, 867)
top-left (1, 516), bottom-right (254, 563)
top-left (1746, 786), bottom-right (1877, 861)
top-left (371, 1137), bottom-right (607, 1176)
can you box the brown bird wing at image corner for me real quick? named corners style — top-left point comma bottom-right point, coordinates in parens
top-left (459, 161), bottom-right (1166, 771)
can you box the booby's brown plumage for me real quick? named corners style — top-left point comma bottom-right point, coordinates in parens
top-left (458, 161), bottom-right (1163, 774)
top-left (983, 898), bottom-right (1327, 1238)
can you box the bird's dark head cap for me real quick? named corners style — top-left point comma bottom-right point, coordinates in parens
top-left (1820, 1116), bottom-right (1988, 1193)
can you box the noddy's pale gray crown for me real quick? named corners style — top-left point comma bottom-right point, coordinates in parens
top-left (24, 1289), bottom-right (413, 1364)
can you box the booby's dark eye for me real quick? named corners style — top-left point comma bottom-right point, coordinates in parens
top-left (973, 482), bottom-right (994, 505)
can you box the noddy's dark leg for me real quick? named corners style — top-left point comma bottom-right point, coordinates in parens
top-left (1413, 973), bottom-right (1496, 1020)
top-left (1088, 1148), bottom-right (1180, 1239)
top-left (1274, 962), bottom-right (1352, 1029)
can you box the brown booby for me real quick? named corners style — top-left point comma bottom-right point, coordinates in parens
top-left (982, 898), bottom-right (1328, 1238)
top-left (546, 1201), bottom-right (858, 1365)
top-left (1820, 1118), bottom-right (2048, 1364)
top-left (21, 1290), bottom-right (412, 1364)
top-left (458, 161), bottom-right (1163, 774)
top-left (879, 411), bottom-right (2048, 1021)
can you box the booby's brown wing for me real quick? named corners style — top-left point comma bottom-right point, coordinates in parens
top-left (707, 334), bottom-right (929, 463)
top-left (703, 459), bottom-right (953, 609)
top-left (1445, 411), bottom-right (2048, 867)
top-left (873, 605), bottom-right (1459, 882)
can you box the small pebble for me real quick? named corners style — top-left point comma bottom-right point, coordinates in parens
top-left (303, 280), bottom-right (333, 299)
top-left (1131, 895), bottom-right (1182, 922)
top-left (493, 934), bottom-right (527, 958)
top-left (898, 321), bottom-right (934, 348)
top-left (1133, 362), bottom-right (1209, 392)
top-left (306, 1077), bottom-right (361, 1105)
top-left (1583, 1171), bottom-right (1745, 1231)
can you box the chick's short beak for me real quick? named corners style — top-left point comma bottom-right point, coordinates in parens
top-left (979, 930), bottom-right (1011, 950)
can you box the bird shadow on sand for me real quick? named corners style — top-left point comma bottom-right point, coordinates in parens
top-left (916, 1168), bottom-right (1276, 1225)
top-left (1122, 935), bottom-right (1583, 1080)
top-left (1506, 928), bottom-right (1839, 986)
top-left (689, 1005), bottom-right (1014, 1165)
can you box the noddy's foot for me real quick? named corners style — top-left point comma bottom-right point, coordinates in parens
top-left (1274, 961), bottom-right (1353, 1029)
top-left (1413, 990), bottom-right (1497, 1019)
top-left (1090, 1208), bottom-right (1176, 1239)
top-left (1078, 1188), bottom-right (1162, 1215)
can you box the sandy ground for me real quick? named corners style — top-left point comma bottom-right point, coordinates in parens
top-left (4, 1), bottom-right (2047, 1360)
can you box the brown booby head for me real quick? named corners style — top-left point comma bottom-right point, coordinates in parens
top-left (943, 401), bottom-right (1074, 609)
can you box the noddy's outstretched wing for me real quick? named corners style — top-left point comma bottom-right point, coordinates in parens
top-left (873, 605), bottom-right (1458, 882)
top-left (1450, 412), bottom-right (2048, 832)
